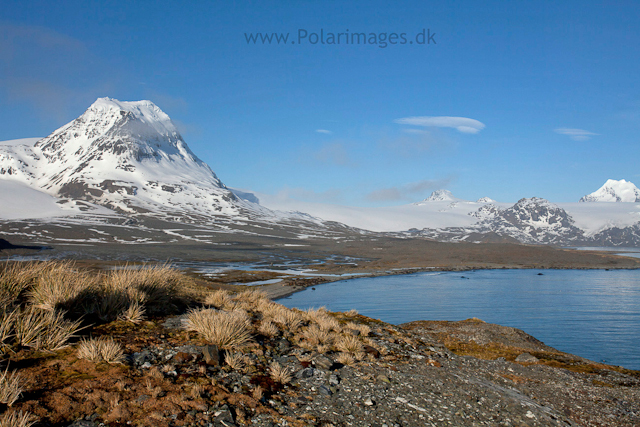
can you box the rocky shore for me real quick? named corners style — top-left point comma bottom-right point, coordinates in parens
top-left (1, 261), bottom-right (639, 427)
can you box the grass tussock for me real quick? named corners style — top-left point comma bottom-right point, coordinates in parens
top-left (224, 351), bottom-right (246, 371)
top-left (0, 410), bottom-right (37, 427)
top-left (0, 368), bottom-right (24, 407)
top-left (13, 307), bottom-right (83, 351)
top-left (300, 325), bottom-right (335, 348)
top-left (258, 320), bottom-right (279, 337)
top-left (272, 308), bottom-right (304, 332)
top-left (95, 264), bottom-right (188, 321)
top-left (185, 308), bottom-right (253, 350)
top-left (335, 352), bottom-right (356, 366)
top-left (0, 262), bottom-right (48, 308)
top-left (77, 337), bottom-right (125, 364)
top-left (268, 361), bottom-right (292, 384)
top-left (117, 301), bottom-right (146, 324)
top-left (28, 261), bottom-right (98, 312)
top-left (335, 334), bottom-right (364, 354)
top-left (204, 289), bottom-right (233, 309)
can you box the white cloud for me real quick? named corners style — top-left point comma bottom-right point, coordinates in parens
top-left (554, 128), bottom-right (599, 141)
top-left (365, 178), bottom-right (454, 202)
top-left (316, 129), bottom-right (333, 134)
top-left (395, 116), bottom-right (485, 134)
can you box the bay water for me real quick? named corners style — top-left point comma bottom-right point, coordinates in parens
top-left (277, 269), bottom-right (640, 370)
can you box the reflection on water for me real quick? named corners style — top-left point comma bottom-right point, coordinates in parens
top-left (278, 269), bottom-right (640, 370)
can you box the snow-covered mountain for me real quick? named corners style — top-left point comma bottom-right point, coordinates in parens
top-left (254, 187), bottom-right (640, 246)
top-left (0, 98), bottom-right (253, 217)
top-left (579, 179), bottom-right (640, 203)
top-left (415, 189), bottom-right (456, 203)
top-left (0, 98), bottom-right (362, 245)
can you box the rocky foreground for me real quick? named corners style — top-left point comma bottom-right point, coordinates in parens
top-left (1, 262), bottom-right (639, 427)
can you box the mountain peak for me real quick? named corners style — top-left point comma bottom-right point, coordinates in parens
top-left (476, 196), bottom-right (495, 203)
top-left (86, 97), bottom-right (177, 134)
top-left (419, 189), bottom-right (455, 203)
top-left (579, 179), bottom-right (640, 202)
top-left (0, 97), bottom-right (242, 216)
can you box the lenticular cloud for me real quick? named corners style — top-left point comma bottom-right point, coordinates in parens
top-left (395, 116), bottom-right (485, 134)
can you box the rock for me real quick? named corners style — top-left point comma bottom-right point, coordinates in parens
top-left (131, 350), bottom-right (153, 366)
top-left (295, 368), bottom-right (315, 379)
top-left (515, 352), bottom-right (539, 363)
top-left (214, 404), bottom-right (236, 426)
top-left (318, 385), bottom-right (332, 396)
top-left (277, 338), bottom-right (291, 352)
top-left (328, 373), bottom-right (340, 386)
top-left (173, 351), bottom-right (192, 363)
top-left (364, 397), bottom-right (375, 406)
top-left (363, 345), bottom-right (380, 358)
top-left (203, 344), bottom-right (221, 366)
top-left (136, 395), bottom-right (150, 403)
top-left (162, 315), bottom-right (190, 330)
top-left (313, 355), bottom-right (334, 370)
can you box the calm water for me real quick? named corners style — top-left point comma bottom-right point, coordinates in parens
top-left (277, 269), bottom-right (640, 370)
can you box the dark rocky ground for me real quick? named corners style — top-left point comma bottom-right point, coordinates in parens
top-left (12, 312), bottom-right (639, 427)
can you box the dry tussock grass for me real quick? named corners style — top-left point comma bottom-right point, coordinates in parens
top-left (335, 352), bottom-right (356, 366)
top-left (258, 320), bottom-right (279, 337)
top-left (300, 325), bottom-right (335, 347)
top-left (272, 308), bottom-right (303, 332)
top-left (233, 289), bottom-right (267, 306)
top-left (346, 322), bottom-right (371, 337)
top-left (306, 308), bottom-right (341, 332)
top-left (185, 308), bottom-right (253, 350)
top-left (28, 261), bottom-right (97, 312)
top-left (0, 410), bottom-right (37, 427)
top-left (335, 334), bottom-right (364, 354)
top-left (252, 385), bottom-right (264, 401)
top-left (0, 262), bottom-right (48, 307)
top-left (77, 337), bottom-right (124, 364)
top-left (0, 310), bottom-right (17, 356)
top-left (102, 264), bottom-right (184, 315)
top-left (117, 301), bottom-right (146, 324)
top-left (189, 383), bottom-right (204, 399)
top-left (204, 289), bottom-right (233, 309)
top-left (13, 307), bottom-right (82, 351)
top-left (268, 361), bottom-right (292, 384)
top-left (224, 351), bottom-right (246, 371)
top-left (0, 368), bottom-right (24, 407)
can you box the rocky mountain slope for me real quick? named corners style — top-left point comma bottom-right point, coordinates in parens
top-left (408, 195), bottom-right (640, 246)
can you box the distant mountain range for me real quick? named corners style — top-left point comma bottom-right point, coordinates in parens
top-left (1, 98), bottom-right (639, 248)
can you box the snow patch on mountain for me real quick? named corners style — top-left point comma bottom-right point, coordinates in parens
top-left (579, 179), bottom-right (640, 203)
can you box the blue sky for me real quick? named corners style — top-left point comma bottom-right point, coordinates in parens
top-left (1, 0), bottom-right (639, 205)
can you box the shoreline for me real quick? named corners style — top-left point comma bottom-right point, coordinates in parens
top-left (258, 263), bottom-right (640, 301)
